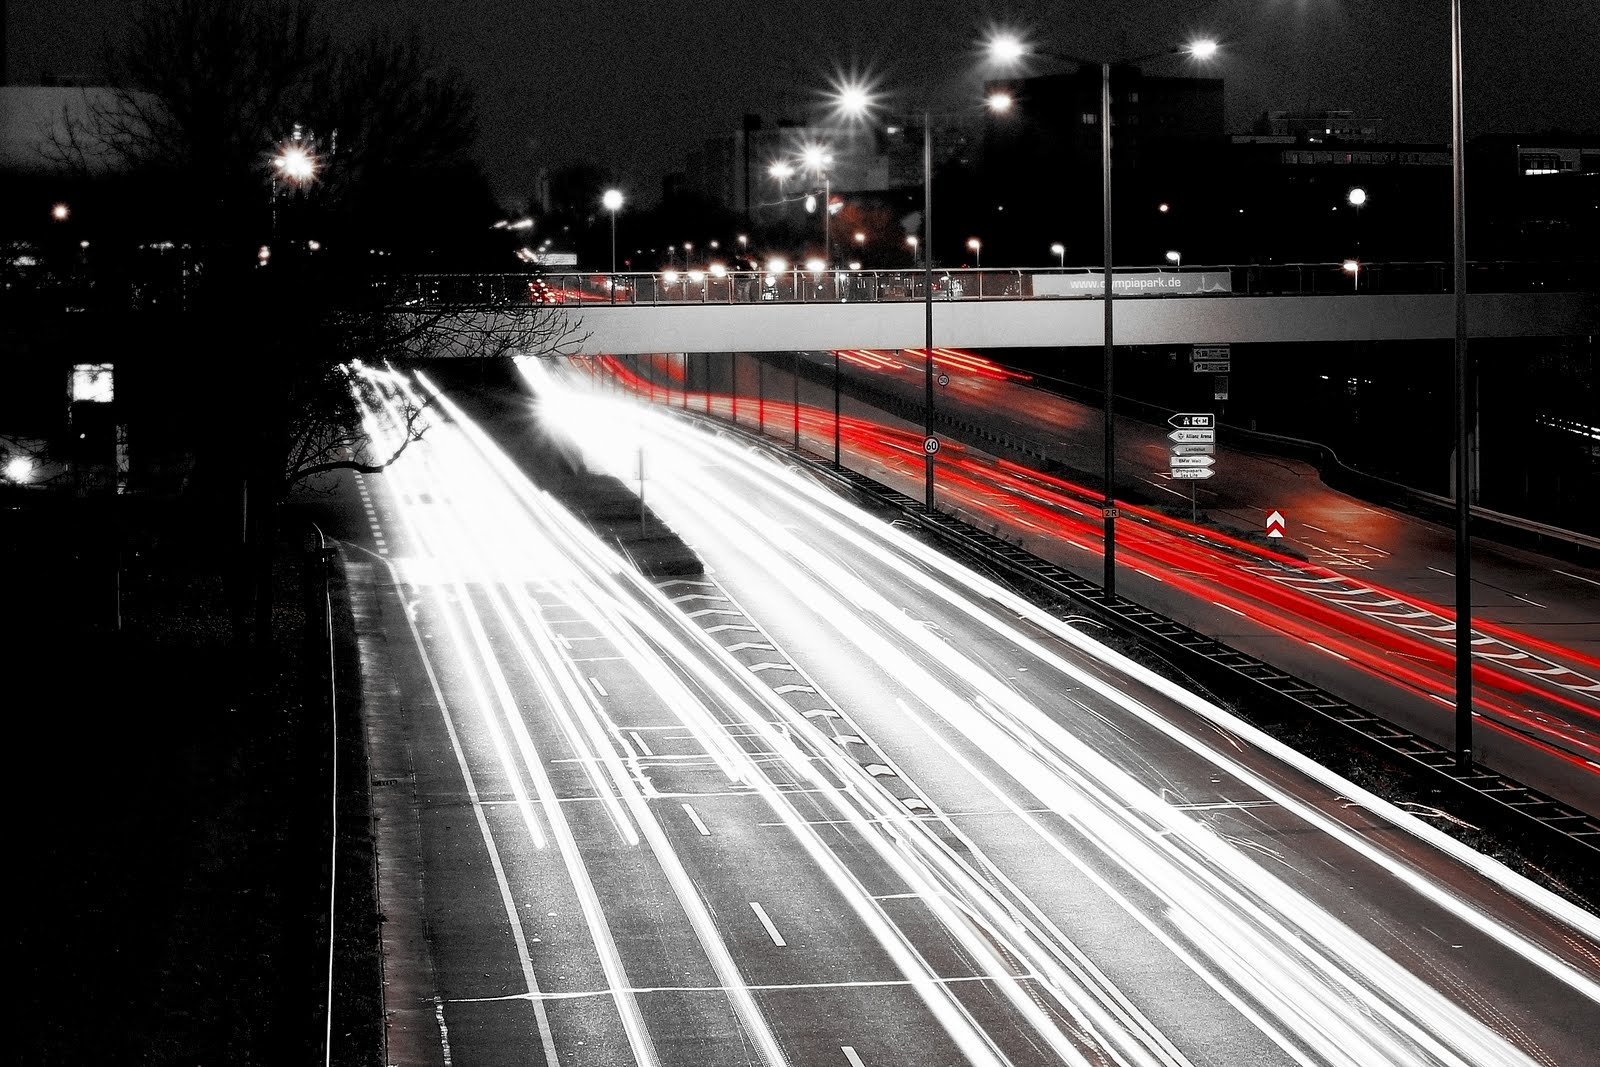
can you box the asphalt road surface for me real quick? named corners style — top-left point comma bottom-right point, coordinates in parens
top-left (323, 363), bottom-right (1597, 1066)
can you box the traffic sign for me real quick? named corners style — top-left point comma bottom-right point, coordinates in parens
top-left (1168, 412), bottom-right (1214, 428)
top-left (1170, 467), bottom-right (1215, 480)
top-left (1191, 345), bottom-right (1231, 361)
top-left (1266, 510), bottom-right (1286, 538)
top-left (1168, 428), bottom-right (1216, 444)
top-left (923, 436), bottom-right (940, 455)
top-left (1169, 454), bottom-right (1216, 468)
top-left (1170, 443), bottom-right (1215, 455)
top-left (1192, 360), bottom-right (1231, 374)
top-left (937, 373), bottom-right (950, 387)
top-left (1213, 374), bottom-right (1230, 400)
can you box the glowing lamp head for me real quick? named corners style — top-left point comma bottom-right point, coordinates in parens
top-left (986, 91), bottom-right (1014, 113)
top-left (1342, 259), bottom-right (1360, 273)
top-left (275, 145), bottom-right (316, 183)
top-left (805, 258), bottom-right (827, 274)
top-left (51, 203), bottom-right (70, 221)
top-left (1189, 39), bottom-right (1219, 60)
top-left (3, 455), bottom-right (34, 483)
top-left (1347, 187), bottom-right (1368, 207)
top-left (988, 33), bottom-right (1026, 64)
top-left (602, 189), bottom-right (624, 212)
top-left (766, 257), bottom-right (788, 274)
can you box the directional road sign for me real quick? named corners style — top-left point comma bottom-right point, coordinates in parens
top-left (1170, 467), bottom-right (1215, 480)
top-left (1169, 454), bottom-right (1216, 468)
top-left (1191, 345), bottom-right (1231, 361)
top-left (1168, 428), bottom-right (1217, 444)
top-left (1168, 412), bottom-right (1215, 428)
top-left (1170, 443), bottom-right (1216, 455)
top-left (1192, 361), bottom-right (1231, 374)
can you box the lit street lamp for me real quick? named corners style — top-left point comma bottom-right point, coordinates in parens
top-left (834, 80), bottom-right (1013, 510)
top-left (801, 144), bottom-right (833, 265)
top-left (1165, 250), bottom-right (1181, 267)
top-left (602, 188), bottom-right (624, 278)
top-left (1050, 242), bottom-right (1065, 268)
top-left (989, 31), bottom-right (1217, 597)
top-left (967, 237), bottom-right (982, 268)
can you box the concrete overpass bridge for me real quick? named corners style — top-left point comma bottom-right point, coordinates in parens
top-left (387, 263), bottom-right (1598, 356)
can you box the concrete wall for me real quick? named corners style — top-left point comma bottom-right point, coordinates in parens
top-left (546, 292), bottom-right (1597, 356)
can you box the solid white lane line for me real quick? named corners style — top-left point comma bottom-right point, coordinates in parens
top-left (682, 803), bottom-right (711, 836)
top-left (1211, 602), bottom-right (1248, 618)
top-left (1511, 595), bottom-right (1546, 609)
top-left (630, 731), bottom-right (654, 756)
top-left (1428, 566), bottom-right (1454, 577)
top-left (1308, 643), bottom-right (1351, 661)
top-left (750, 901), bottom-right (787, 946)
top-left (1556, 569), bottom-right (1600, 588)
top-left (589, 676), bottom-right (608, 697)
top-left (842, 1047), bottom-right (867, 1067)
top-left (377, 556), bottom-right (562, 1066)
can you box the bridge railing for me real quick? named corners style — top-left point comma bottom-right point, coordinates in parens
top-left (4, 259), bottom-right (1593, 313)
top-left (382, 260), bottom-right (1598, 309)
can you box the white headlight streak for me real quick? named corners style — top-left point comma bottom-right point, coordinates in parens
top-left (521, 359), bottom-right (1597, 1065)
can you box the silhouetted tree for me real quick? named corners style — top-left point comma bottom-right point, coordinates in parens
top-left (53, 0), bottom-right (586, 647)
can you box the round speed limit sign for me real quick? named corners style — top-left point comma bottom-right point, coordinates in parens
top-left (937, 373), bottom-right (950, 387)
top-left (923, 436), bottom-right (940, 455)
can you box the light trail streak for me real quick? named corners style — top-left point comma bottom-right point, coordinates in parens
top-left (632, 399), bottom-right (1600, 980)
top-left (363, 359), bottom-right (1597, 1066)
top-left (558, 370), bottom-right (1599, 1033)
top-left (405, 374), bottom-right (792, 1067)
top-left (637, 429), bottom-right (1564, 1066)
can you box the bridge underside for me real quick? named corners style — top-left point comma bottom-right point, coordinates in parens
top-left (513, 292), bottom-right (1596, 357)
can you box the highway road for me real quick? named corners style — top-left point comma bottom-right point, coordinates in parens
top-left (599, 349), bottom-right (1600, 817)
top-left (329, 362), bottom-right (1597, 1065)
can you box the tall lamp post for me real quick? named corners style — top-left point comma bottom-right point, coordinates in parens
top-left (989, 33), bottom-right (1217, 597)
top-left (802, 144), bottom-right (833, 265)
top-left (602, 188), bottom-right (623, 290)
top-left (1051, 242), bottom-right (1065, 268)
top-left (834, 86), bottom-right (1011, 511)
top-left (1450, 0), bottom-right (1472, 767)
top-left (967, 237), bottom-right (982, 268)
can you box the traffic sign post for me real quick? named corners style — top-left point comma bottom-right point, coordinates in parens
top-left (1169, 412), bottom-right (1218, 521)
top-left (923, 436), bottom-right (940, 455)
top-left (1266, 510), bottom-right (1286, 538)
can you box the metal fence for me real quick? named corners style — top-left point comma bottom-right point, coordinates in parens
top-left (4, 260), bottom-right (1595, 314)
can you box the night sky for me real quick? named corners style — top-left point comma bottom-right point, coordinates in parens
top-left (7, 0), bottom-right (1598, 207)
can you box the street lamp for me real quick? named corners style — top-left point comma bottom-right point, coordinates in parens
top-left (1165, 250), bottom-right (1181, 267)
top-left (1050, 242), bottom-right (1065, 268)
top-left (834, 81), bottom-right (1013, 510)
top-left (51, 202), bottom-right (70, 222)
top-left (801, 144), bottom-right (833, 264)
top-left (602, 188), bottom-right (623, 278)
top-left (906, 235), bottom-right (919, 262)
top-left (988, 31), bottom-right (1217, 597)
top-left (967, 237), bottom-right (982, 268)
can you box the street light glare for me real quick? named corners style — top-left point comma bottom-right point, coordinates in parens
top-left (1189, 39), bottom-right (1219, 60)
top-left (987, 33), bottom-right (1026, 63)
top-left (602, 189), bottom-right (624, 211)
top-left (1348, 187), bottom-right (1368, 207)
top-left (802, 144), bottom-right (832, 171)
top-left (986, 91), bottom-right (1014, 113)
top-left (768, 161), bottom-right (794, 180)
top-left (831, 78), bottom-right (874, 120)
top-left (276, 145), bottom-right (316, 182)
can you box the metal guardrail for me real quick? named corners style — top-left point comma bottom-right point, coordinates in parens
top-left (379, 260), bottom-right (1599, 309)
top-left (6, 260), bottom-right (1593, 313)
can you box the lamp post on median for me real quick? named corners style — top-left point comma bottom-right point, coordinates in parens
top-left (833, 83), bottom-right (1013, 511)
top-left (1051, 242), bottom-right (1065, 269)
top-left (602, 188), bottom-right (623, 295)
top-left (988, 32), bottom-right (1218, 598)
